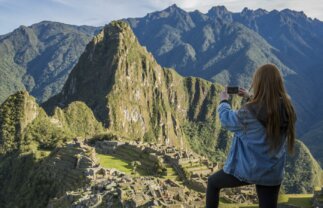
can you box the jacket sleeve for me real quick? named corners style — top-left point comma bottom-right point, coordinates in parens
top-left (217, 101), bottom-right (244, 132)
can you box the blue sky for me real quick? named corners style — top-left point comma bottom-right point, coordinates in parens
top-left (1, 0), bottom-right (323, 35)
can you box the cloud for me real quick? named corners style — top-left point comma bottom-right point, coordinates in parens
top-left (0, 0), bottom-right (323, 35)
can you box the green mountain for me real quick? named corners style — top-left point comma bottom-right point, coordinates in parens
top-left (0, 21), bottom-right (98, 104)
top-left (126, 5), bottom-right (296, 86)
top-left (124, 5), bottom-right (323, 164)
top-left (300, 62), bottom-right (323, 166)
top-left (0, 91), bottom-right (104, 155)
top-left (284, 140), bottom-right (322, 193)
top-left (43, 21), bottom-right (237, 159)
top-left (44, 20), bottom-right (321, 194)
top-left (1, 5), bottom-right (323, 167)
top-left (0, 22), bottom-right (320, 208)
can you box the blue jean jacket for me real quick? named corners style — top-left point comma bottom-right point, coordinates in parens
top-left (217, 101), bottom-right (286, 186)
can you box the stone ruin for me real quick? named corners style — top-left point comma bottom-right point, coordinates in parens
top-left (44, 137), bottom-right (262, 207)
top-left (94, 139), bottom-right (258, 204)
top-left (313, 187), bottom-right (323, 208)
top-left (48, 163), bottom-right (205, 207)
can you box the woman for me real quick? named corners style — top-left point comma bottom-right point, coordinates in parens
top-left (206, 64), bottom-right (297, 208)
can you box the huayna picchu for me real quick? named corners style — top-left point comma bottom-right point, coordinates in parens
top-left (0, 21), bottom-right (322, 207)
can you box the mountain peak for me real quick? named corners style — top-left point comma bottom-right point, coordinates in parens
top-left (13, 25), bottom-right (32, 36)
top-left (280, 8), bottom-right (308, 19)
top-left (103, 20), bottom-right (133, 39)
top-left (43, 20), bottom-right (148, 121)
top-left (241, 7), bottom-right (252, 13)
top-left (88, 21), bottom-right (137, 52)
top-left (208, 5), bottom-right (229, 12)
top-left (106, 20), bottom-right (131, 31)
top-left (166, 4), bottom-right (180, 10)
top-left (240, 7), bottom-right (268, 17)
top-left (163, 3), bottom-right (187, 14)
top-left (254, 8), bottom-right (268, 15)
top-left (43, 20), bottom-right (222, 148)
top-left (207, 5), bottom-right (232, 22)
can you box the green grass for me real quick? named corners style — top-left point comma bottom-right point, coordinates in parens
top-left (218, 194), bottom-right (313, 208)
top-left (219, 202), bottom-right (257, 208)
top-left (162, 166), bottom-right (177, 179)
top-left (96, 153), bottom-right (150, 176)
top-left (35, 150), bottom-right (51, 160)
top-left (279, 194), bottom-right (313, 208)
top-left (162, 164), bottom-right (183, 184)
top-left (97, 153), bottom-right (186, 185)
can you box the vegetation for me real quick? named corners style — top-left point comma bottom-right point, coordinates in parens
top-left (218, 194), bottom-right (313, 208)
top-left (0, 20), bottom-right (322, 207)
top-left (23, 109), bottom-right (73, 150)
top-left (0, 91), bottom-right (105, 156)
top-left (283, 140), bottom-right (323, 193)
top-left (183, 121), bottom-right (227, 163)
top-left (0, 91), bottom-right (25, 154)
top-left (0, 21), bottom-right (98, 104)
top-left (278, 194), bottom-right (313, 207)
top-left (303, 120), bottom-right (323, 166)
top-left (52, 101), bottom-right (105, 137)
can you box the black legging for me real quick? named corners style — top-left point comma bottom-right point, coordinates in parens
top-left (206, 169), bottom-right (281, 208)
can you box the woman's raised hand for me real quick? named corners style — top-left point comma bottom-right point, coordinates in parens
top-left (238, 88), bottom-right (250, 99)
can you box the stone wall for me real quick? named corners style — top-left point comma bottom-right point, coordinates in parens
top-left (313, 187), bottom-right (323, 208)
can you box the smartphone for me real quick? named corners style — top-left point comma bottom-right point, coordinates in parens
top-left (227, 86), bottom-right (239, 94)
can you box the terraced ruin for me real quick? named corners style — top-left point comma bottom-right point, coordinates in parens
top-left (48, 139), bottom-right (206, 207)
top-left (92, 139), bottom-right (322, 207)
top-left (313, 187), bottom-right (323, 207)
top-left (18, 137), bottom-right (316, 208)
top-left (94, 139), bottom-right (258, 204)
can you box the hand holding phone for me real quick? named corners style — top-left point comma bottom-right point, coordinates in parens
top-left (227, 86), bottom-right (239, 94)
top-left (237, 88), bottom-right (251, 99)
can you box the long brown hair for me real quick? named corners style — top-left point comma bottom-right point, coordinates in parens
top-left (248, 64), bottom-right (297, 154)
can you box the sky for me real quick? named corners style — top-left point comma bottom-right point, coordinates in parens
top-left (1, 0), bottom-right (323, 35)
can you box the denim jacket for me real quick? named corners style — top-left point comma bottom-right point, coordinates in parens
top-left (217, 101), bottom-right (287, 186)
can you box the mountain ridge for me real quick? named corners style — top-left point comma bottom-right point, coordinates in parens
top-left (0, 21), bottom-right (99, 103)
top-left (0, 4), bottom-right (322, 172)
top-left (0, 22), bottom-right (321, 208)
top-left (43, 21), bottom-right (232, 152)
top-left (124, 4), bottom-right (323, 164)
